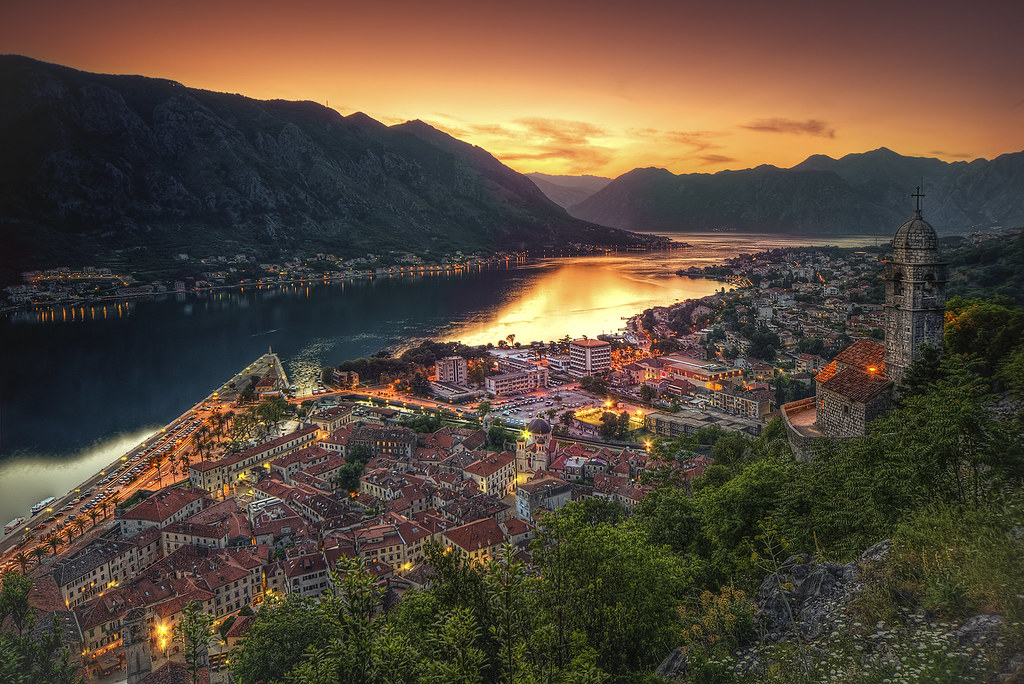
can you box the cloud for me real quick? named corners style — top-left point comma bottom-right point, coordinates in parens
top-left (499, 146), bottom-right (615, 174)
top-left (741, 118), bottom-right (836, 138)
top-left (697, 154), bottom-right (737, 165)
top-left (513, 118), bottom-right (608, 146)
top-left (628, 128), bottom-right (728, 153)
top-left (930, 149), bottom-right (973, 159)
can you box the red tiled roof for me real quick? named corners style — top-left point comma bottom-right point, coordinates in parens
top-left (443, 517), bottom-right (504, 553)
top-left (815, 360), bottom-right (838, 384)
top-left (463, 451), bottom-right (515, 478)
top-left (834, 339), bottom-right (886, 374)
top-left (821, 367), bottom-right (891, 403)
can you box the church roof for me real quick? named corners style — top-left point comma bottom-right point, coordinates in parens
top-left (834, 339), bottom-right (886, 374)
top-left (527, 418), bottom-right (551, 435)
top-left (821, 367), bottom-right (891, 403)
top-left (893, 210), bottom-right (938, 251)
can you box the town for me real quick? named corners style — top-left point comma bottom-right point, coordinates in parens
top-left (0, 229), bottom-right (1012, 682)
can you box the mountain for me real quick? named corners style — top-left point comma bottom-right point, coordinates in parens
top-left (570, 148), bottom-right (1024, 234)
top-left (524, 172), bottom-right (612, 209)
top-left (0, 56), bottom-right (658, 281)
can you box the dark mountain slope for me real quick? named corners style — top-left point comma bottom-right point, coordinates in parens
top-left (0, 56), bottom-right (655, 280)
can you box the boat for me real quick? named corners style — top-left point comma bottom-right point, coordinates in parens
top-left (4, 517), bottom-right (26, 535)
top-left (30, 496), bottom-right (56, 516)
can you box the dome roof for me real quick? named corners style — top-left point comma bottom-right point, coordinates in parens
top-left (527, 418), bottom-right (551, 435)
top-left (892, 210), bottom-right (937, 251)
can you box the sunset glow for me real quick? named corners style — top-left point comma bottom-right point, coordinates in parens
top-left (4, 0), bottom-right (1022, 177)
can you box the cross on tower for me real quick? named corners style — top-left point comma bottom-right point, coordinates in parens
top-left (911, 186), bottom-right (925, 213)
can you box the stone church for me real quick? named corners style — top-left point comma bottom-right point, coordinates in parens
top-left (782, 194), bottom-right (947, 458)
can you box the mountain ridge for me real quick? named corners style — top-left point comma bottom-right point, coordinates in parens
top-left (0, 55), bottom-right (658, 282)
top-left (568, 147), bottom-right (1024, 234)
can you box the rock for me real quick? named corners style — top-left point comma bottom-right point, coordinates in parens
top-left (996, 652), bottom-right (1024, 683)
top-left (955, 614), bottom-right (1003, 649)
top-left (859, 539), bottom-right (893, 565)
top-left (655, 647), bottom-right (687, 679)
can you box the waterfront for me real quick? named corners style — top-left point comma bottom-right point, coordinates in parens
top-left (0, 233), bottom-right (877, 523)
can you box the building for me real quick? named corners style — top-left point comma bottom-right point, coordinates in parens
top-left (569, 338), bottom-right (611, 377)
top-left (484, 366), bottom-right (548, 396)
top-left (349, 425), bottom-right (418, 459)
top-left (661, 355), bottom-right (742, 390)
top-left (712, 387), bottom-right (771, 419)
top-left (441, 517), bottom-right (505, 564)
top-left (435, 356), bottom-right (468, 384)
top-left (189, 426), bottom-right (318, 495)
top-left (781, 194), bottom-right (947, 458)
top-left (515, 476), bottom-right (573, 520)
top-left (462, 451), bottom-right (516, 497)
top-left (883, 196), bottom-right (948, 388)
top-left (119, 489), bottom-right (206, 538)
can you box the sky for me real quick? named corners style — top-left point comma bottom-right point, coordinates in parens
top-left (4, 0), bottom-right (1023, 178)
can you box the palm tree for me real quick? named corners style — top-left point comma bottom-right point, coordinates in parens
top-left (106, 494), bottom-right (121, 519)
top-left (44, 534), bottom-right (61, 556)
top-left (88, 509), bottom-right (100, 527)
top-left (13, 551), bottom-right (30, 573)
top-left (30, 546), bottom-right (46, 567)
top-left (70, 518), bottom-right (86, 541)
top-left (152, 453), bottom-right (165, 487)
top-left (179, 452), bottom-right (191, 482)
top-left (193, 424), bottom-right (212, 466)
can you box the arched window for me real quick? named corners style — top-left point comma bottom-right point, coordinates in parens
top-left (893, 272), bottom-right (904, 296)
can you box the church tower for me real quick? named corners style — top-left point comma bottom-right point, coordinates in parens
top-left (883, 188), bottom-right (947, 388)
top-left (123, 607), bottom-right (153, 684)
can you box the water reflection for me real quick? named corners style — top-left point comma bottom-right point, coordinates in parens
top-left (0, 426), bottom-right (160, 525)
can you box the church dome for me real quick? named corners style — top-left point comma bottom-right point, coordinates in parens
top-left (527, 418), bottom-right (551, 435)
top-left (892, 210), bottom-right (937, 251)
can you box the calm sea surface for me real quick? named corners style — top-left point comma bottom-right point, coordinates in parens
top-left (0, 233), bottom-right (877, 522)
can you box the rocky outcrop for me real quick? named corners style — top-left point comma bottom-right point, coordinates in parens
top-left (657, 539), bottom-right (1022, 681)
top-left (757, 539), bottom-right (891, 641)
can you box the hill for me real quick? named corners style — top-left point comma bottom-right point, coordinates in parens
top-left (0, 56), bottom-right (658, 282)
top-left (570, 148), bottom-right (1024, 235)
top-left (524, 172), bottom-right (612, 208)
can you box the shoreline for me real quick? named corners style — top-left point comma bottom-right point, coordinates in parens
top-left (1, 242), bottom-right (688, 317)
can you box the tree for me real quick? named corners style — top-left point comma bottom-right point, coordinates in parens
top-left (639, 384), bottom-right (656, 403)
top-left (0, 573), bottom-right (80, 684)
top-left (532, 504), bottom-right (690, 675)
top-left (173, 601), bottom-right (215, 684)
top-left (231, 594), bottom-right (342, 684)
top-left (578, 376), bottom-right (608, 396)
top-left (69, 519), bottom-right (86, 542)
top-left (616, 410), bottom-right (631, 438)
top-left (944, 296), bottom-right (1024, 371)
top-left (0, 572), bottom-right (35, 636)
top-left (598, 412), bottom-right (618, 440)
top-left (12, 552), bottom-right (30, 574)
top-left (335, 445), bottom-right (374, 494)
top-left (476, 401), bottom-right (492, 418)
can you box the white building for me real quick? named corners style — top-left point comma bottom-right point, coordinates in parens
top-left (569, 339), bottom-right (611, 377)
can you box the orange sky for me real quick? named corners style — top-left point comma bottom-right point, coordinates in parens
top-left (4, 0), bottom-right (1023, 177)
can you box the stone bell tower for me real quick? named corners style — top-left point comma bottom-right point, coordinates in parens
top-left (123, 607), bottom-right (152, 684)
top-left (883, 188), bottom-right (947, 388)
